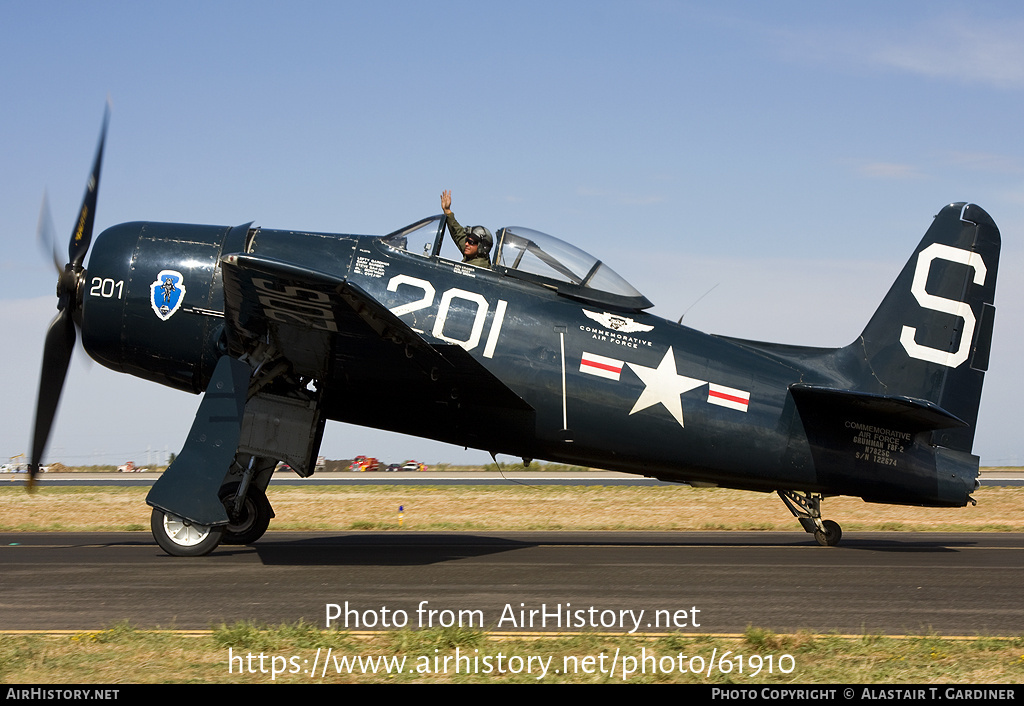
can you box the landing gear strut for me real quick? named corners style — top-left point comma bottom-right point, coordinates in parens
top-left (220, 482), bottom-right (274, 545)
top-left (777, 490), bottom-right (843, 546)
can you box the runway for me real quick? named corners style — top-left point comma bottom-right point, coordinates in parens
top-left (1, 531), bottom-right (1021, 636)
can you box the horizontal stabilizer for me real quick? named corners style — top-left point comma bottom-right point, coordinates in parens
top-left (726, 203), bottom-right (999, 460)
top-left (789, 383), bottom-right (968, 432)
top-left (789, 383), bottom-right (978, 506)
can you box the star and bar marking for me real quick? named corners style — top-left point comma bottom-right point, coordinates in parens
top-left (579, 347), bottom-right (750, 427)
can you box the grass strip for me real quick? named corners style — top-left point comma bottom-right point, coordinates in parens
top-left (2, 622), bottom-right (1023, 684)
top-left (1, 484), bottom-right (1023, 533)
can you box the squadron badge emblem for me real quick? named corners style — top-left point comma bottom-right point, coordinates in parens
top-left (150, 270), bottom-right (186, 321)
top-left (582, 309), bottom-right (654, 333)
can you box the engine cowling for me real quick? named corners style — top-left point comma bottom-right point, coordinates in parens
top-left (81, 221), bottom-right (250, 393)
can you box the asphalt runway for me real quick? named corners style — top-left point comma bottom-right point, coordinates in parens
top-left (1, 531), bottom-right (1021, 636)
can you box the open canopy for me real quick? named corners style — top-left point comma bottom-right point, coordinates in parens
top-left (382, 216), bottom-right (652, 311)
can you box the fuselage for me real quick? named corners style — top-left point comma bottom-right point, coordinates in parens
top-left (340, 234), bottom-right (824, 492)
top-left (81, 217), bottom-right (983, 506)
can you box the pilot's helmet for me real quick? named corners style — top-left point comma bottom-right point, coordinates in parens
top-left (467, 226), bottom-right (493, 257)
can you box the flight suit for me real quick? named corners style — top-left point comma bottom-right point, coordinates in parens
top-left (445, 212), bottom-right (491, 268)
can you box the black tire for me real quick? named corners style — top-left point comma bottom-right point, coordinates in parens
top-left (219, 483), bottom-right (273, 545)
top-left (813, 519), bottom-right (842, 547)
top-left (151, 508), bottom-right (225, 557)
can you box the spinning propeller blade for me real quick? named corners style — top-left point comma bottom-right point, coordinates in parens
top-left (69, 105), bottom-right (108, 268)
top-left (28, 104), bottom-right (109, 490)
top-left (36, 190), bottom-right (61, 276)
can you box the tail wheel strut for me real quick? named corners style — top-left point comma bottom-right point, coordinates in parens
top-left (777, 490), bottom-right (843, 546)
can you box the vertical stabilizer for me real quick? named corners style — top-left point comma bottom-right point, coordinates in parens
top-left (845, 203), bottom-right (1000, 452)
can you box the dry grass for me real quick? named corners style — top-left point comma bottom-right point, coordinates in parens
top-left (2, 624), bottom-right (1023, 684)
top-left (0, 483), bottom-right (1021, 532)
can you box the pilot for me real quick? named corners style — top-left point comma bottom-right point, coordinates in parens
top-left (441, 190), bottom-right (492, 268)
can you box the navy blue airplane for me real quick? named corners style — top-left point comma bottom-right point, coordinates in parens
top-left (30, 110), bottom-right (1000, 555)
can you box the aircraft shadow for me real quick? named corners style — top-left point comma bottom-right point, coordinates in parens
top-left (240, 531), bottom-right (975, 566)
top-left (247, 533), bottom-right (532, 566)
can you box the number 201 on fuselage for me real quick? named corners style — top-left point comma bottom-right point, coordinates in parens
top-left (384, 274), bottom-right (508, 359)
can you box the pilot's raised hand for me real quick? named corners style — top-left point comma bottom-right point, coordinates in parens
top-left (441, 189), bottom-right (452, 215)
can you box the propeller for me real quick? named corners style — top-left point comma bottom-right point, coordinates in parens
top-left (27, 104), bottom-right (109, 491)
top-left (36, 190), bottom-right (61, 276)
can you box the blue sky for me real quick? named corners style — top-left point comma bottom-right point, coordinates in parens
top-left (2, 1), bottom-right (1022, 467)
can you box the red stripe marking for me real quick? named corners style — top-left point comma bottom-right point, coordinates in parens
top-left (709, 390), bottom-right (748, 405)
top-left (582, 359), bottom-right (622, 373)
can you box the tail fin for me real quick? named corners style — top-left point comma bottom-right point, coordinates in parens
top-left (843, 202), bottom-right (1000, 452)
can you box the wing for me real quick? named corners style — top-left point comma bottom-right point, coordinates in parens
top-left (221, 253), bottom-right (443, 377)
top-left (220, 253), bottom-right (533, 447)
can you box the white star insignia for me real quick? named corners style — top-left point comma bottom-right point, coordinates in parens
top-left (626, 347), bottom-right (706, 427)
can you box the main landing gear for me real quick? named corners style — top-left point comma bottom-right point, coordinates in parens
top-left (151, 480), bottom-right (275, 557)
top-left (151, 509), bottom-right (225, 557)
top-left (777, 490), bottom-right (843, 546)
top-left (146, 355), bottom-right (323, 557)
top-left (219, 482), bottom-right (274, 545)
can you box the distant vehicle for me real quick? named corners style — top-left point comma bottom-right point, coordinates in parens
top-left (385, 464), bottom-right (401, 472)
top-left (348, 455), bottom-right (379, 472)
top-left (117, 461), bottom-right (146, 472)
top-left (402, 460), bottom-right (427, 472)
top-left (1, 463), bottom-right (42, 474)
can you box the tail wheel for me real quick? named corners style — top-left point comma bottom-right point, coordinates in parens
top-left (151, 508), bottom-right (224, 557)
top-left (814, 519), bottom-right (843, 547)
top-left (219, 483), bottom-right (273, 545)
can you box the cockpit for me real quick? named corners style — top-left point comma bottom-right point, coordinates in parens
top-left (381, 215), bottom-right (652, 311)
